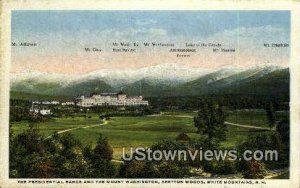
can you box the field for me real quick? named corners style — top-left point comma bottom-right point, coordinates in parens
top-left (226, 110), bottom-right (288, 128)
top-left (11, 115), bottom-right (103, 136)
top-left (227, 110), bottom-right (269, 127)
top-left (11, 110), bottom-right (272, 159)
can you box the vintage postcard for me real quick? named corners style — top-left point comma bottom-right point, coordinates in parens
top-left (1, 0), bottom-right (300, 187)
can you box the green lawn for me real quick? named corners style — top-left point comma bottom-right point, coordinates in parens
top-left (71, 116), bottom-right (198, 147)
top-left (222, 125), bottom-right (267, 148)
top-left (162, 111), bottom-right (197, 116)
top-left (226, 110), bottom-right (269, 127)
top-left (69, 115), bottom-right (263, 159)
top-left (11, 110), bottom-right (271, 159)
top-left (10, 114), bottom-right (104, 136)
top-left (226, 110), bottom-right (288, 128)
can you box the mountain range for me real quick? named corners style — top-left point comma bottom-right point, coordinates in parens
top-left (10, 63), bottom-right (289, 98)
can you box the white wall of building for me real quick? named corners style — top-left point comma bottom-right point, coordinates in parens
top-left (77, 94), bottom-right (149, 107)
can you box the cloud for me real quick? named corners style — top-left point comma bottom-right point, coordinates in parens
top-left (211, 25), bottom-right (288, 42)
top-left (207, 25), bottom-right (290, 66)
top-left (12, 24), bottom-right (289, 74)
top-left (96, 27), bottom-right (168, 41)
top-left (135, 19), bottom-right (157, 26)
top-left (147, 28), bottom-right (167, 37)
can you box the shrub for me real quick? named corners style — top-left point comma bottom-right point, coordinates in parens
top-left (242, 160), bottom-right (266, 179)
top-left (176, 132), bottom-right (190, 142)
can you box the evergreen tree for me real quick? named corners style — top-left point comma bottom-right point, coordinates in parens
top-left (88, 134), bottom-right (115, 178)
top-left (266, 102), bottom-right (276, 129)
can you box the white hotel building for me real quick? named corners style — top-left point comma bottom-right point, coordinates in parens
top-left (76, 92), bottom-right (149, 107)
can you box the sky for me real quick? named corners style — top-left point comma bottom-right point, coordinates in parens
top-left (11, 11), bottom-right (290, 75)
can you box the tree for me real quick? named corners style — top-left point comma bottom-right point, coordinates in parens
top-left (84, 134), bottom-right (115, 178)
top-left (9, 126), bottom-right (51, 178)
top-left (119, 140), bottom-right (190, 178)
top-left (93, 134), bottom-right (113, 161)
top-left (25, 152), bottom-right (55, 178)
top-left (238, 131), bottom-right (287, 170)
top-left (276, 116), bottom-right (290, 168)
top-left (194, 102), bottom-right (228, 143)
top-left (51, 133), bottom-right (90, 178)
top-left (119, 160), bottom-right (155, 178)
top-left (175, 132), bottom-right (190, 142)
top-left (10, 126), bottom-right (116, 178)
top-left (276, 117), bottom-right (289, 146)
top-left (266, 102), bottom-right (276, 129)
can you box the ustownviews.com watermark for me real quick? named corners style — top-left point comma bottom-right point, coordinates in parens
top-left (122, 147), bottom-right (278, 161)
